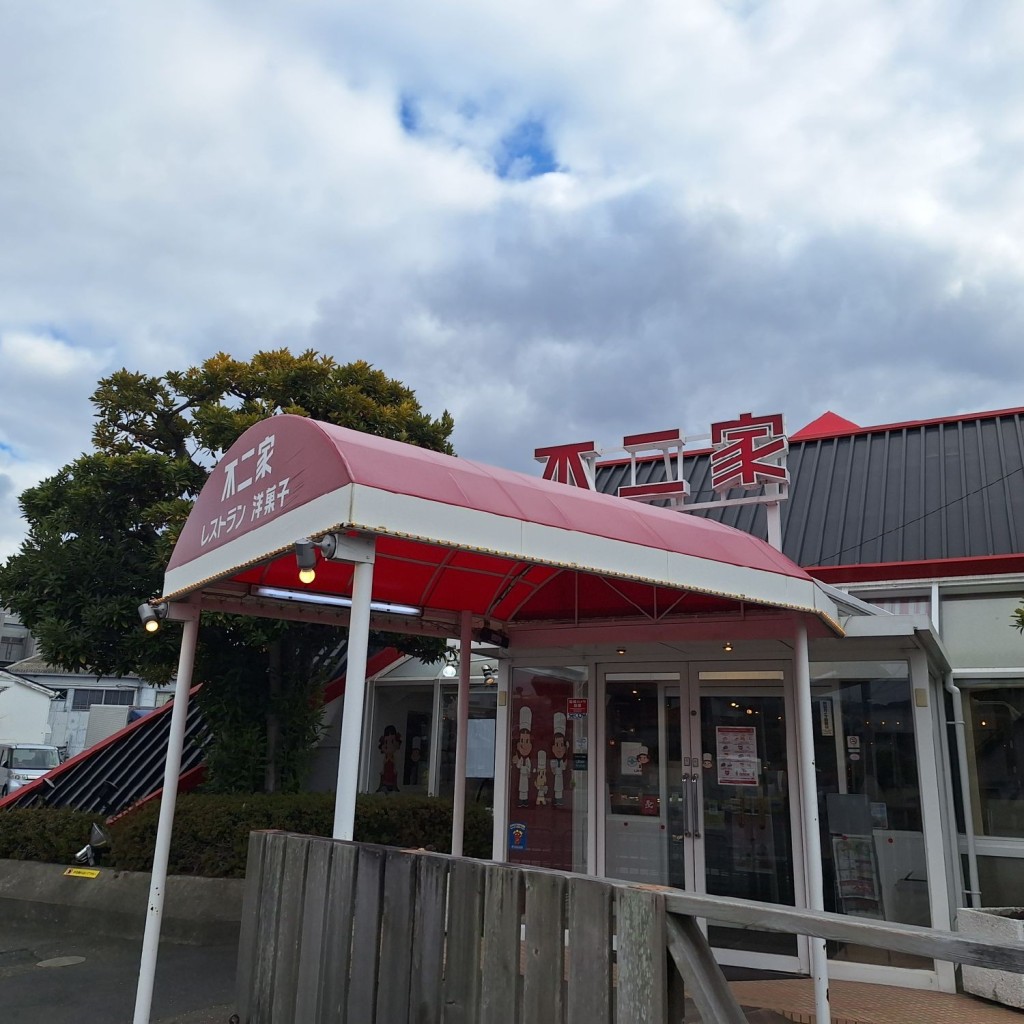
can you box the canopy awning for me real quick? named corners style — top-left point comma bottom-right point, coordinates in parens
top-left (159, 415), bottom-right (841, 636)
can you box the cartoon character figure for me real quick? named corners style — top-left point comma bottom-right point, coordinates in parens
top-left (377, 724), bottom-right (402, 793)
top-left (513, 705), bottom-right (533, 807)
top-left (535, 749), bottom-right (549, 806)
top-left (550, 712), bottom-right (568, 806)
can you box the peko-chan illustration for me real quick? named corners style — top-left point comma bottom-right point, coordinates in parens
top-left (535, 749), bottom-right (549, 805)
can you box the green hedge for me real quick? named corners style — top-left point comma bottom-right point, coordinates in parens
top-left (0, 794), bottom-right (492, 878)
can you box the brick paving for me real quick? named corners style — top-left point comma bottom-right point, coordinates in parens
top-left (729, 978), bottom-right (1024, 1023)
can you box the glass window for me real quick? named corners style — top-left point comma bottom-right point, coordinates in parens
top-left (964, 682), bottom-right (1024, 838)
top-left (12, 747), bottom-right (59, 770)
top-left (605, 682), bottom-right (660, 817)
top-left (507, 666), bottom-right (588, 873)
top-left (368, 684), bottom-right (435, 796)
top-left (71, 688), bottom-right (136, 710)
top-left (438, 683), bottom-right (497, 810)
top-left (811, 662), bottom-right (930, 968)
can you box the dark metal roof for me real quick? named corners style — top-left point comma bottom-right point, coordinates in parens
top-left (595, 409), bottom-right (1024, 569)
top-left (0, 690), bottom-right (208, 814)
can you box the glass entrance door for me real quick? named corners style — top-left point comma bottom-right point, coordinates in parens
top-left (693, 688), bottom-right (797, 960)
top-left (604, 668), bottom-right (800, 969)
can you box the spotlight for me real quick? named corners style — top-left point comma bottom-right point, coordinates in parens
top-left (138, 602), bottom-right (167, 633)
top-left (482, 665), bottom-right (496, 686)
top-left (616, 647), bottom-right (627, 656)
top-left (723, 641), bottom-right (733, 653)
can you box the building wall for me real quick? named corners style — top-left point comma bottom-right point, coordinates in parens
top-left (0, 676), bottom-right (52, 743)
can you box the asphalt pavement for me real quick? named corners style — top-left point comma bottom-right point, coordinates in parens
top-left (0, 920), bottom-right (237, 1024)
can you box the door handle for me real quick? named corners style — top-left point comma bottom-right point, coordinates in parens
top-left (680, 774), bottom-right (691, 837)
top-left (691, 772), bottom-right (702, 839)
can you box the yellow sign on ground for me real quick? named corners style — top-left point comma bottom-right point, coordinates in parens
top-left (63, 867), bottom-right (100, 879)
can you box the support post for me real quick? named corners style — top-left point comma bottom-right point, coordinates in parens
top-left (794, 620), bottom-right (830, 1024)
top-left (333, 553), bottom-right (375, 840)
top-left (133, 605), bottom-right (200, 1024)
top-left (451, 610), bottom-right (472, 857)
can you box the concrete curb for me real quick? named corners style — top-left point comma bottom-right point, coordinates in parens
top-left (0, 858), bottom-right (244, 945)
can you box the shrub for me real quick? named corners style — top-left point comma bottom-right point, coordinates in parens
top-left (0, 793), bottom-right (493, 878)
top-left (0, 807), bottom-right (97, 863)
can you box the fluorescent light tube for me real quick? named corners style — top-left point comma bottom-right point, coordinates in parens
top-left (253, 586), bottom-right (421, 617)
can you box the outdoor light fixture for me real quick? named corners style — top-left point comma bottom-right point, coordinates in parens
top-left (723, 641), bottom-right (734, 653)
top-left (616, 647), bottom-right (627, 656)
top-left (482, 665), bottom-right (497, 686)
top-left (253, 585), bottom-right (420, 617)
top-left (294, 534), bottom-right (350, 584)
top-left (294, 538), bottom-right (319, 584)
top-left (439, 648), bottom-right (460, 677)
top-left (138, 602), bottom-right (168, 633)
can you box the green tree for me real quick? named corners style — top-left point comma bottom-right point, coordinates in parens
top-left (0, 349), bottom-right (454, 792)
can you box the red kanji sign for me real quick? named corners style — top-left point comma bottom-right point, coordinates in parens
top-left (533, 441), bottom-right (598, 488)
top-left (710, 412), bottom-right (789, 494)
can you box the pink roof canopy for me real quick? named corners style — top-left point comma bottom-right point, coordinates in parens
top-left (160, 416), bottom-right (840, 637)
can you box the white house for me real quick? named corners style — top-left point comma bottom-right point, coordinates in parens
top-left (0, 669), bottom-right (56, 743)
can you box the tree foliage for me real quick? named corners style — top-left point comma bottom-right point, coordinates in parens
top-left (0, 349), bottom-right (454, 792)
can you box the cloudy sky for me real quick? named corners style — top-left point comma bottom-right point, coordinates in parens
top-left (2, 1), bottom-right (1024, 560)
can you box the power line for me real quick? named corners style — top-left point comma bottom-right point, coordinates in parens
top-left (817, 464), bottom-right (1024, 565)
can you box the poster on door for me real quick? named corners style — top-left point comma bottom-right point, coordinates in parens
top-left (716, 726), bottom-right (759, 786)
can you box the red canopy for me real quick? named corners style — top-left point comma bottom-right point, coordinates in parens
top-left (160, 416), bottom-right (840, 635)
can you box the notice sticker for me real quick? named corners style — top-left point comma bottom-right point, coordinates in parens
top-left (63, 867), bottom-right (100, 879)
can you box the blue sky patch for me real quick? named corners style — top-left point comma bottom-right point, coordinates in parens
top-left (495, 118), bottom-right (558, 180)
top-left (398, 94), bottom-right (421, 135)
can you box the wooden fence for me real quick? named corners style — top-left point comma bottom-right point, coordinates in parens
top-left (236, 831), bottom-right (1024, 1024)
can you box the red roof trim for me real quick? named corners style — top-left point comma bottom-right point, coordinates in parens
top-left (809, 553), bottom-right (1024, 584)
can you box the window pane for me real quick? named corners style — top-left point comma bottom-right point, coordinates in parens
top-left (811, 663), bottom-right (930, 969)
top-left (965, 684), bottom-right (1024, 838)
top-left (368, 685), bottom-right (434, 796)
top-left (438, 684), bottom-right (497, 811)
top-left (508, 667), bottom-right (588, 873)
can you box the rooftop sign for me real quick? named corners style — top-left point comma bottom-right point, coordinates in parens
top-left (534, 411), bottom-right (790, 546)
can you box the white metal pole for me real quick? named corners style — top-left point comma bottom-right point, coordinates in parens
top-left (766, 500), bottom-right (783, 551)
top-left (793, 620), bottom-right (830, 1024)
top-left (333, 556), bottom-right (375, 840)
top-left (133, 606), bottom-right (200, 1024)
top-left (451, 611), bottom-right (472, 857)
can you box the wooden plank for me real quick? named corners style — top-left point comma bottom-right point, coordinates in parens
top-left (565, 876), bottom-right (612, 1024)
top-left (442, 858), bottom-right (484, 1024)
top-left (235, 831), bottom-right (270, 1023)
top-left (293, 836), bottom-right (333, 1023)
top-left (522, 870), bottom-right (565, 1024)
top-left (479, 864), bottom-right (523, 1024)
top-left (347, 844), bottom-right (387, 1023)
top-left (409, 854), bottom-right (449, 1024)
top-left (615, 887), bottom-right (667, 1024)
top-left (271, 835), bottom-right (311, 1022)
top-left (665, 915), bottom-right (747, 1024)
top-left (251, 831), bottom-right (289, 1023)
top-left (661, 890), bottom-right (1024, 972)
top-left (376, 849), bottom-right (418, 1024)
top-left (320, 841), bottom-right (359, 1023)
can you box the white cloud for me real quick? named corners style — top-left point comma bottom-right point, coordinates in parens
top-left (1, 0), bottom-right (1024, 564)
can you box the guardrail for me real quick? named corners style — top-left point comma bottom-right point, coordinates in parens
top-left (236, 831), bottom-right (1024, 1023)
